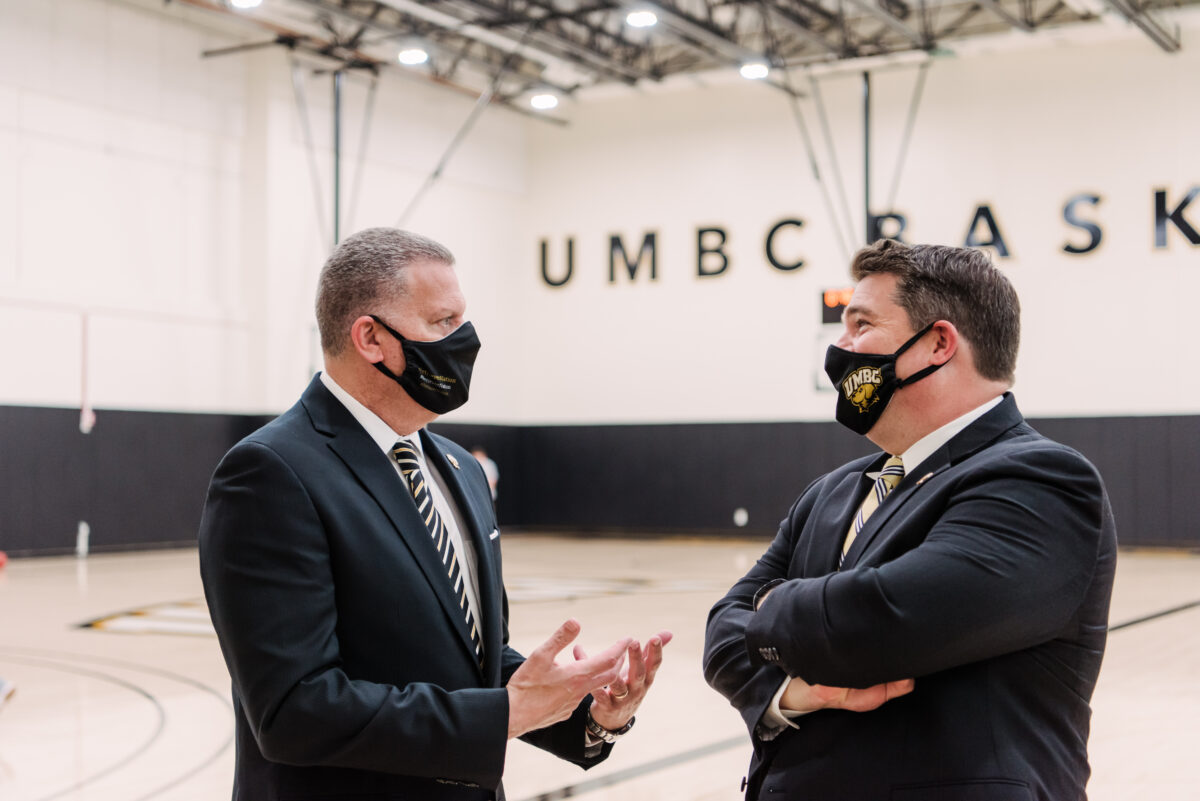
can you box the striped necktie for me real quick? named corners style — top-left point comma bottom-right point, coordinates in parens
top-left (391, 439), bottom-right (484, 667)
top-left (840, 455), bottom-right (905, 567)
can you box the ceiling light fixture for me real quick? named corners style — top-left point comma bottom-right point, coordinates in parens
top-left (626, 9), bottom-right (658, 28)
top-left (739, 61), bottom-right (770, 80)
top-left (230, 0), bottom-right (263, 9)
top-left (530, 93), bottom-right (559, 111)
top-left (397, 46), bottom-right (429, 65)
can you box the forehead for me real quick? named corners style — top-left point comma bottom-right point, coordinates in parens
top-left (844, 273), bottom-right (902, 319)
top-left (394, 259), bottom-right (465, 312)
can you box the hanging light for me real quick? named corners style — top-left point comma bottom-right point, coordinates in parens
top-left (625, 9), bottom-right (658, 28)
top-left (397, 46), bottom-right (429, 66)
top-left (530, 93), bottom-right (559, 111)
top-left (739, 60), bottom-right (770, 80)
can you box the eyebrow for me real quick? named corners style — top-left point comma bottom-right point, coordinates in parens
top-left (842, 303), bottom-right (869, 321)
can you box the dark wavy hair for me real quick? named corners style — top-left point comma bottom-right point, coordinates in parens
top-left (851, 240), bottom-right (1020, 383)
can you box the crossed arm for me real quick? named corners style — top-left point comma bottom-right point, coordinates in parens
top-left (704, 446), bottom-right (1106, 731)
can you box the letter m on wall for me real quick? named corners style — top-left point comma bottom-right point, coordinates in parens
top-left (609, 232), bottom-right (658, 283)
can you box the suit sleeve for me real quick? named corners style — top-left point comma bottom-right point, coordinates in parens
top-left (199, 440), bottom-right (510, 787)
top-left (744, 444), bottom-right (1109, 688)
top-left (702, 486), bottom-right (819, 734)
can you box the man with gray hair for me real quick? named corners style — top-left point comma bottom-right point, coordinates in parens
top-left (704, 240), bottom-right (1116, 800)
top-left (200, 227), bottom-right (670, 801)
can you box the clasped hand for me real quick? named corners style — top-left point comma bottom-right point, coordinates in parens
top-left (506, 618), bottom-right (672, 739)
top-left (781, 674), bottom-right (914, 713)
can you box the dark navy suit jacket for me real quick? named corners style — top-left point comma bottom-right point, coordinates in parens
top-left (703, 394), bottom-right (1117, 801)
top-left (199, 376), bottom-right (608, 801)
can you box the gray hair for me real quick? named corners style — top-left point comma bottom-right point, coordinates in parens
top-left (316, 228), bottom-right (455, 355)
top-left (851, 240), bottom-right (1020, 383)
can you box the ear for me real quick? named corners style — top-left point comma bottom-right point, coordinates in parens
top-left (928, 320), bottom-right (959, 366)
top-left (349, 315), bottom-right (391, 366)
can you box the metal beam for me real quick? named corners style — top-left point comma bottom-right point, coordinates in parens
top-left (842, 0), bottom-right (927, 47)
top-left (289, 0), bottom-right (570, 88)
top-left (1100, 0), bottom-right (1180, 52)
top-left (450, 0), bottom-right (653, 83)
top-left (374, 0), bottom-right (644, 84)
top-left (974, 0), bottom-right (1035, 32)
top-left (624, 1), bottom-right (766, 64)
top-left (761, 0), bottom-right (843, 55)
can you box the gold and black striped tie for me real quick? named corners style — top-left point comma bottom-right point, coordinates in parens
top-left (391, 439), bottom-right (484, 667)
top-left (840, 455), bottom-right (905, 568)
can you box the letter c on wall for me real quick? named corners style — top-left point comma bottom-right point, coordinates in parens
top-left (766, 218), bottom-right (805, 272)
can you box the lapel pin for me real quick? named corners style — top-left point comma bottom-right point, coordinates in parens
top-left (916, 472), bottom-right (934, 486)
top-left (446, 454), bottom-right (460, 469)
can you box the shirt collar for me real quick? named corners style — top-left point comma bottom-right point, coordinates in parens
top-left (896, 394), bottom-right (1004, 475)
top-left (319, 371), bottom-right (424, 458)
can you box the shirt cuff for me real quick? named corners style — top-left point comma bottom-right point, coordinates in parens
top-left (759, 676), bottom-right (810, 739)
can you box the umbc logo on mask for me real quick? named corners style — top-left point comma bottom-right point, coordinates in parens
top-left (842, 366), bottom-right (883, 413)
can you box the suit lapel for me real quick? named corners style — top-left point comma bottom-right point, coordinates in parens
top-left (841, 394), bottom-right (1026, 568)
top-left (422, 431), bottom-right (502, 680)
top-left (841, 453), bottom-right (950, 568)
top-left (301, 378), bottom-right (484, 674)
top-left (810, 468), bottom-right (874, 574)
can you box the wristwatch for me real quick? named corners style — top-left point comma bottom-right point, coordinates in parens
top-left (585, 708), bottom-right (635, 743)
top-left (753, 578), bottom-right (787, 610)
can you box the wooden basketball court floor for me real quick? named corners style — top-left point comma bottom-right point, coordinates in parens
top-left (0, 535), bottom-right (1196, 801)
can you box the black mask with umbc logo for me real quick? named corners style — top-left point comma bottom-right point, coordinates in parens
top-left (369, 315), bottom-right (480, 415)
top-left (823, 321), bottom-right (944, 435)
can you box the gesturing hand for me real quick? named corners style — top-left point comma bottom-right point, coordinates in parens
top-left (506, 619), bottom-right (631, 739)
top-left (576, 630), bottom-right (673, 731)
top-left (781, 674), bottom-right (914, 714)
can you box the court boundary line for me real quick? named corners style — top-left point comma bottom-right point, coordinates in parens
top-left (0, 647), bottom-right (234, 801)
top-left (1107, 598), bottom-right (1200, 632)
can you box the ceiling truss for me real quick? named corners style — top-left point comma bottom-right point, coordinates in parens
top-left (180, 0), bottom-right (1191, 108)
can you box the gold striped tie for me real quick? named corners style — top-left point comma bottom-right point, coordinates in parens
top-left (840, 455), bottom-right (905, 567)
top-left (391, 439), bottom-right (484, 667)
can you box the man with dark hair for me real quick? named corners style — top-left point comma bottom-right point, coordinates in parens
top-left (704, 240), bottom-right (1116, 801)
top-left (200, 227), bottom-right (670, 801)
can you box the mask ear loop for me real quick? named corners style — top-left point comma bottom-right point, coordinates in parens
top-left (367, 314), bottom-right (408, 383)
top-left (369, 314), bottom-right (408, 343)
top-left (891, 321), bottom-right (945, 389)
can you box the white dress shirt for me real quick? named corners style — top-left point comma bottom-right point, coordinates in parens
top-left (760, 394), bottom-right (1005, 735)
top-left (319, 372), bottom-right (483, 627)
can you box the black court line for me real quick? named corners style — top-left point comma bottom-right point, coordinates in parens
top-left (0, 647), bottom-right (234, 801)
top-left (1108, 598), bottom-right (1200, 632)
top-left (0, 652), bottom-right (167, 801)
top-left (514, 734), bottom-right (749, 801)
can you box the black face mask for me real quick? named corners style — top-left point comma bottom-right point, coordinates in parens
top-left (369, 315), bottom-right (480, 415)
top-left (823, 321), bottom-right (944, 435)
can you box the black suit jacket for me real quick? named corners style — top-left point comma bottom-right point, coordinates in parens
top-left (703, 395), bottom-right (1117, 801)
top-left (199, 376), bottom-right (610, 801)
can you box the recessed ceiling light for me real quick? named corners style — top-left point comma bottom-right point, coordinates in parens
top-left (230, 0), bottom-right (263, 9)
top-left (530, 93), bottom-right (559, 110)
